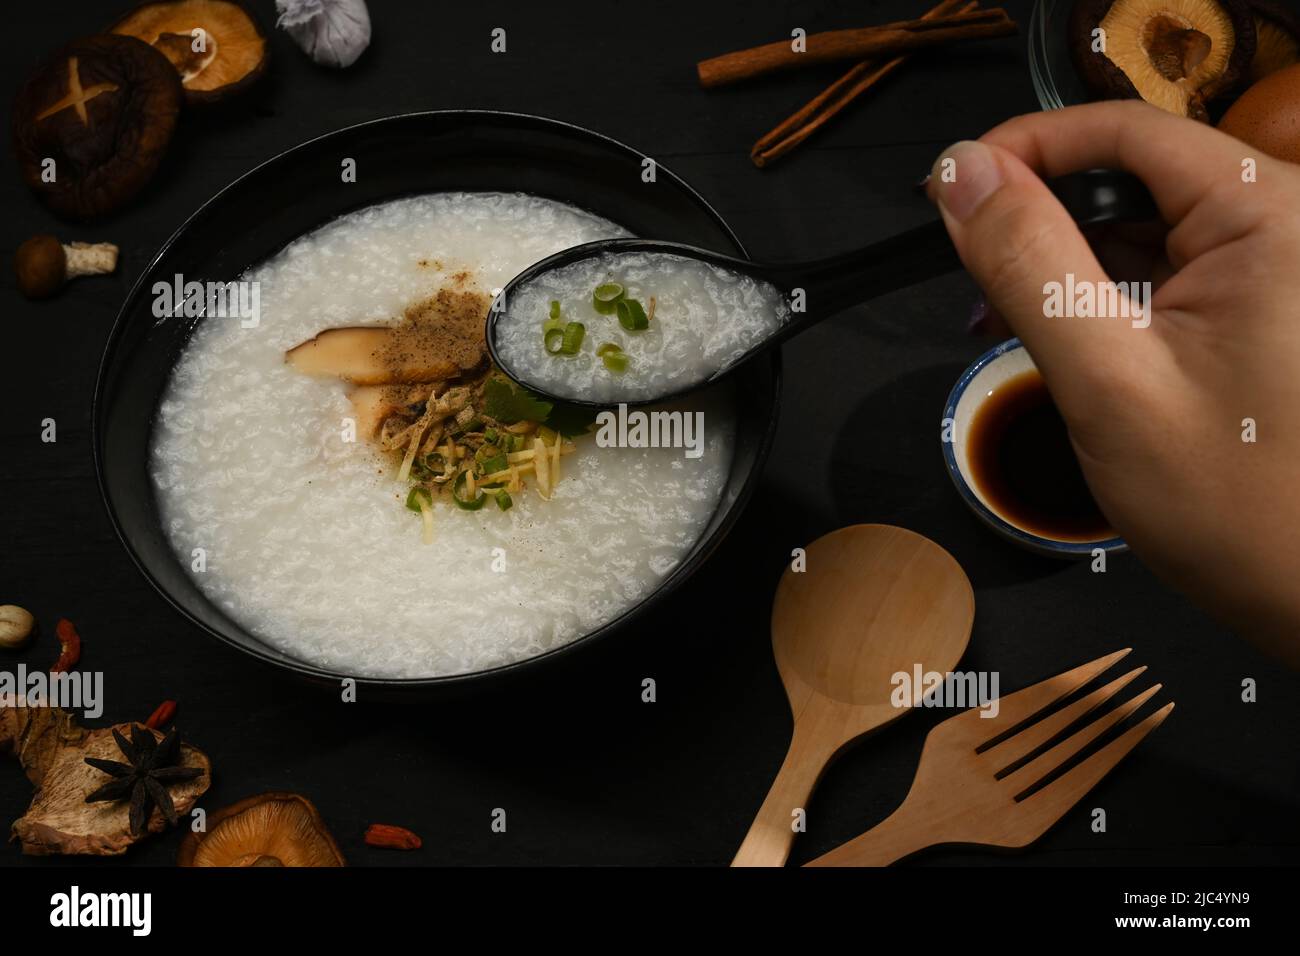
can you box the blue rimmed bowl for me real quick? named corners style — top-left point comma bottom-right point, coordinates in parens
top-left (942, 338), bottom-right (1126, 558)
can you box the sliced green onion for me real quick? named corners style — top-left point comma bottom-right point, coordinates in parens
top-left (559, 321), bottom-right (585, 355)
top-left (483, 427), bottom-right (499, 444)
top-left (479, 453), bottom-right (508, 476)
top-left (495, 490), bottom-right (513, 511)
top-left (451, 470), bottom-right (487, 510)
top-left (405, 486), bottom-right (435, 544)
top-left (616, 298), bottom-right (649, 331)
top-left (405, 486), bottom-right (432, 513)
top-left (600, 345), bottom-right (631, 371)
top-left (549, 299), bottom-right (561, 321)
top-left (593, 282), bottom-right (625, 315)
top-left (422, 452), bottom-right (452, 482)
top-left (544, 327), bottom-right (565, 354)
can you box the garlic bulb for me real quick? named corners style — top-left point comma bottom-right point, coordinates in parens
top-left (276, 0), bottom-right (371, 69)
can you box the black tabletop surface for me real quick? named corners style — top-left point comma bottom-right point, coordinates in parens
top-left (2, 0), bottom-right (1297, 869)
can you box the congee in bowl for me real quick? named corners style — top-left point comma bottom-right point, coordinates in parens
top-left (150, 192), bottom-right (740, 679)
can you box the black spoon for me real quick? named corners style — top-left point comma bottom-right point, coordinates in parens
top-left (486, 169), bottom-right (1158, 408)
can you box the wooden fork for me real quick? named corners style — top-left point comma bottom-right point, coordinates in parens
top-left (807, 648), bottom-right (1174, 866)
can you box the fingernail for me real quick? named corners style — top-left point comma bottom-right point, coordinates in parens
top-left (968, 295), bottom-right (991, 334)
top-left (929, 140), bottom-right (1004, 223)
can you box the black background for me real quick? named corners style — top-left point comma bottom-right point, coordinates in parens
top-left (2, 0), bottom-right (1297, 870)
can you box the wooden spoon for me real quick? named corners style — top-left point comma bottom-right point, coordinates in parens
top-left (731, 524), bottom-right (974, 867)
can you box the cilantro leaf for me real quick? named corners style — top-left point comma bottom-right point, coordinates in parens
top-left (482, 374), bottom-right (601, 437)
top-left (482, 376), bottom-right (552, 424)
top-left (543, 403), bottom-right (600, 438)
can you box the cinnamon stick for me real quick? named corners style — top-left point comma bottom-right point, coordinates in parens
top-left (697, 8), bottom-right (1016, 89)
top-left (751, 0), bottom-right (979, 168)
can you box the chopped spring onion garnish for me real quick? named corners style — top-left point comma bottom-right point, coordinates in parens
top-left (592, 282), bottom-right (625, 314)
top-left (495, 490), bottom-right (513, 511)
top-left (405, 486), bottom-right (435, 545)
top-left (452, 470), bottom-right (487, 510)
top-left (559, 321), bottom-right (585, 355)
top-left (616, 298), bottom-right (649, 331)
top-left (597, 342), bottom-right (629, 373)
top-left (541, 301), bottom-right (568, 352)
top-left (479, 453), bottom-right (508, 477)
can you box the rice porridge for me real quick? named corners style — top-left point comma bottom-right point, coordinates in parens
top-left (151, 193), bottom-right (737, 678)
top-left (495, 250), bottom-right (791, 403)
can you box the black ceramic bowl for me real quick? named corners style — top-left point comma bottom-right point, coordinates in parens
top-left (93, 110), bottom-right (780, 692)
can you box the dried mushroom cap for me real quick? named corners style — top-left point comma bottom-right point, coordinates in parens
top-left (14, 236), bottom-right (66, 299)
top-left (177, 792), bottom-right (346, 867)
top-left (12, 35), bottom-right (181, 220)
top-left (15, 234), bottom-right (119, 299)
top-left (1071, 0), bottom-right (1257, 120)
top-left (111, 0), bottom-right (269, 105)
top-left (1250, 1), bottom-right (1300, 81)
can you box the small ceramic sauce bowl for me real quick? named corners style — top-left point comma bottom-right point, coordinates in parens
top-left (942, 338), bottom-right (1126, 558)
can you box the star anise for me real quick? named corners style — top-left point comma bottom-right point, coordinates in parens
top-left (84, 725), bottom-right (205, 837)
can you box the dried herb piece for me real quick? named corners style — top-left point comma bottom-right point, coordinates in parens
top-left (364, 823), bottom-right (422, 850)
top-left (84, 725), bottom-right (205, 836)
top-left (143, 699), bottom-right (177, 730)
top-left (51, 618), bottom-right (81, 673)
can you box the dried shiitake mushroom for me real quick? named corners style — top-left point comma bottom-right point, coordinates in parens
top-left (1071, 0), bottom-right (1257, 120)
top-left (111, 0), bottom-right (269, 105)
top-left (1249, 1), bottom-right (1300, 81)
top-left (15, 235), bottom-right (119, 299)
top-left (12, 35), bottom-right (182, 220)
top-left (177, 792), bottom-right (346, 866)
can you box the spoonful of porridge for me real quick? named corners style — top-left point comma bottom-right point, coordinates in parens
top-left (486, 170), bottom-right (1155, 406)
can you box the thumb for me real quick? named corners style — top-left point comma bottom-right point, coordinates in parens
top-left (927, 140), bottom-right (1140, 404)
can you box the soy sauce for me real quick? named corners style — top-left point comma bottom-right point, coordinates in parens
top-left (967, 370), bottom-right (1113, 542)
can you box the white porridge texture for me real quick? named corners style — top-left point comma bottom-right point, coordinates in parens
top-left (495, 250), bottom-right (790, 402)
top-left (151, 193), bottom-right (736, 678)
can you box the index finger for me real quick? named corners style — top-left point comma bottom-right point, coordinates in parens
top-left (982, 100), bottom-right (1260, 226)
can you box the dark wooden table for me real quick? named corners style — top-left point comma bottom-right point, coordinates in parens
top-left (2, 0), bottom-right (1297, 867)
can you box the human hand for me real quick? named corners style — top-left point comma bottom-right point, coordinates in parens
top-left (927, 100), bottom-right (1300, 666)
